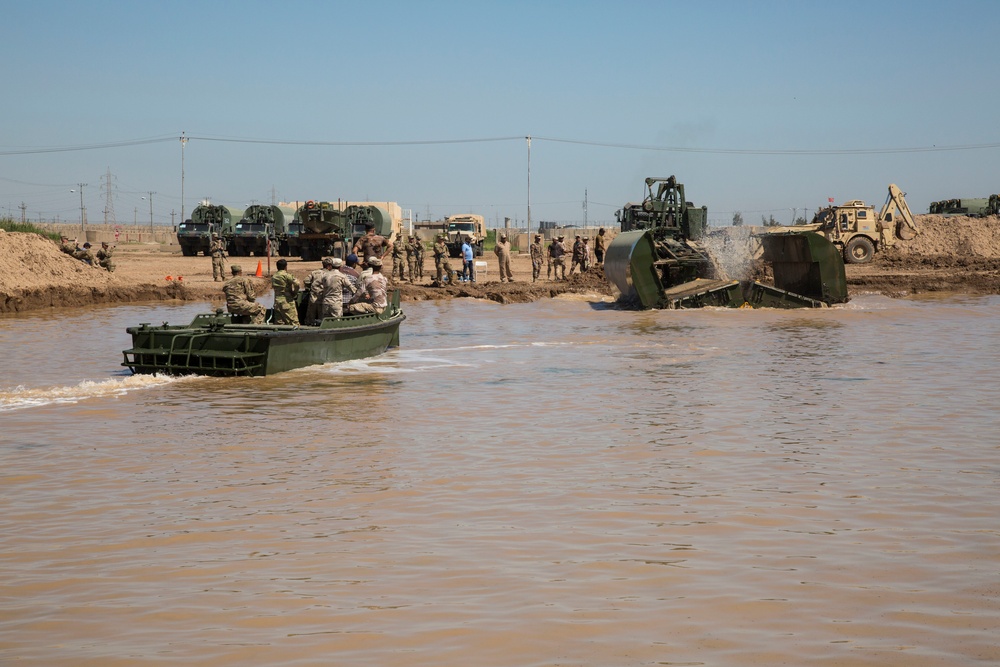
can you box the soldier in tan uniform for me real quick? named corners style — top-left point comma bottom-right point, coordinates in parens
top-left (348, 258), bottom-right (388, 315)
top-left (493, 233), bottom-right (514, 282)
top-left (594, 227), bottom-right (607, 265)
top-left (222, 265), bottom-right (265, 324)
top-left (433, 234), bottom-right (456, 286)
top-left (303, 264), bottom-right (327, 325)
top-left (209, 234), bottom-right (227, 282)
top-left (312, 257), bottom-right (356, 319)
top-left (271, 258), bottom-right (300, 325)
top-left (529, 234), bottom-right (544, 282)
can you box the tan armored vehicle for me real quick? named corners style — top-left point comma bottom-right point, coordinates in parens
top-left (444, 214), bottom-right (486, 257)
top-left (805, 184), bottom-right (918, 263)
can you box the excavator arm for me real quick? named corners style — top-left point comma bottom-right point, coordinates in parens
top-left (880, 183), bottom-right (918, 240)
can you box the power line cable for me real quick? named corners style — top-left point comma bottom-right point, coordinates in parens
top-left (4, 133), bottom-right (999, 156)
top-left (0, 135), bottom-right (176, 156)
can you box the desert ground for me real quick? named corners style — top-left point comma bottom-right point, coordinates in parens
top-left (2, 214), bottom-right (1000, 314)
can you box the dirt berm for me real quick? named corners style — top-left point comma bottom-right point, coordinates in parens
top-left (1, 214), bottom-right (999, 314)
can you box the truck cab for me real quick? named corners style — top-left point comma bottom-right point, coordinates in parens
top-left (445, 214), bottom-right (485, 257)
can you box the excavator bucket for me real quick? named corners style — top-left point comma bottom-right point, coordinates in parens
top-left (604, 230), bottom-right (744, 309)
top-left (751, 231), bottom-right (848, 307)
top-left (604, 230), bottom-right (662, 308)
top-left (607, 229), bottom-right (848, 310)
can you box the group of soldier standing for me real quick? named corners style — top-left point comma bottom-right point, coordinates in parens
top-left (528, 227), bottom-right (607, 282)
top-left (216, 224), bottom-right (610, 325)
top-left (59, 236), bottom-right (115, 272)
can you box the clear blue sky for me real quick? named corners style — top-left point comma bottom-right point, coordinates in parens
top-left (3, 0), bottom-right (999, 228)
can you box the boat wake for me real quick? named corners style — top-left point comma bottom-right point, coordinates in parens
top-left (0, 374), bottom-right (182, 412)
top-left (306, 343), bottom-right (540, 376)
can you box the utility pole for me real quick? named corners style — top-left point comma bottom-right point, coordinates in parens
top-left (180, 132), bottom-right (188, 222)
top-left (19, 202), bottom-right (27, 224)
top-left (170, 210), bottom-right (176, 228)
top-left (72, 183), bottom-right (88, 235)
top-left (134, 207), bottom-right (138, 225)
top-left (583, 189), bottom-right (588, 227)
top-left (526, 136), bottom-right (532, 239)
top-left (147, 191), bottom-right (156, 235)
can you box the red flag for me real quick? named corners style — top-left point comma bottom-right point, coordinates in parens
top-left (828, 197), bottom-right (834, 203)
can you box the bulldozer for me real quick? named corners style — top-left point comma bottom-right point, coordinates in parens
top-left (604, 176), bottom-right (849, 309)
top-left (804, 184), bottom-right (918, 264)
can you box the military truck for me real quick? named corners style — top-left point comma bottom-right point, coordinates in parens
top-left (293, 200), bottom-right (351, 261)
top-left (929, 197), bottom-right (992, 217)
top-left (178, 204), bottom-right (244, 256)
top-left (291, 201), bottom-right (401, 261)
top-left (347, 203), bottom-right (401, 256)
top-left (230, 204), bottom-right (296, 256)
top-left (444, 214), bottom-right (485, 257)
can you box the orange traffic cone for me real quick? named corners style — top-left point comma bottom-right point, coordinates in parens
top-left (255, 260), bottom-right (263, 277)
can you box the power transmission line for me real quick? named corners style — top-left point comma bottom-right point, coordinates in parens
top-left (3, 133), bottom-right (999, 156)
top-left (101, 167), bottom-right (117, 226)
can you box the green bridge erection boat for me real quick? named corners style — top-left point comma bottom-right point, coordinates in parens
top-left (122, 292), bottom-right (405, 377)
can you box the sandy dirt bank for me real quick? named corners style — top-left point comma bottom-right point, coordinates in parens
top-left (2, 213), bottom-right (999, 314)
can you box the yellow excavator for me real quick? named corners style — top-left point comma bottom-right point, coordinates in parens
top-left (804, 184), bottom-right (918, 264)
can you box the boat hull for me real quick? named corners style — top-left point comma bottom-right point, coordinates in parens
top-left (123, 302), bottom-right (404, 377)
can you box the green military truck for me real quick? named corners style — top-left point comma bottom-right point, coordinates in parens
top-left (231, 204), bottom-right (297, 256)
top-left (178, 204), bottom-right (244, 256)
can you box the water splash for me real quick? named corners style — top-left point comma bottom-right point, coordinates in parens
top-left (0, 375), bottom-right (181, 412)
top-left (702, 227), bottom-right (761, 280)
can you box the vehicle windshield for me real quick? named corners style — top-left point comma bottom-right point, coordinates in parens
top-left (179, 222), bottom-right (210, 233)
top-left (448, 223), bottom-right (476, 232)
top-left (235, 222), bottom-right (267, 233)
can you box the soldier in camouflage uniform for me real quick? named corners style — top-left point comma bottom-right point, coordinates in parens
top-left (96, 242), bottom-right (115, 272)
top-left (59, 236), bottom-right (77, 255)
top-left (405, 237), bottom-right (417, 284)
top-left (347, 258), bottom-right (388, 314)
top-left (529, 234), bottom-right (544, 282)
top-left (271, 258), bottom-right (300, 325)
top-left (353, 225), bottom-right (387, 263)
top-left (570, 235), bottom-right (586, 275)
top-left (413, 236), bottom-right (424, 279)
top-left (391, 235), bottom-right (407, 283)
top-left (548, 235), bottom-right (567, 280)
top-left (222, 265), bottom-right (265, 324)
top-left (433, 234), bottom-right (456, 286)
top-left (73, 242), bottom-right (98, 267)
top-left (209, 233), bottom-right (227, 282)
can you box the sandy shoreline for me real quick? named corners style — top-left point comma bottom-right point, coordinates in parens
top-left (3, 215), bottom-right (1000, 314)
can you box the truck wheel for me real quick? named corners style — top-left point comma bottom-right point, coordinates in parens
top-left (844, 236), bottom-right (875, 264)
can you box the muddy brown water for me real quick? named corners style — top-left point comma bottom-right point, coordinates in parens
top-left (2, 294), bottom-right (999, 666)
